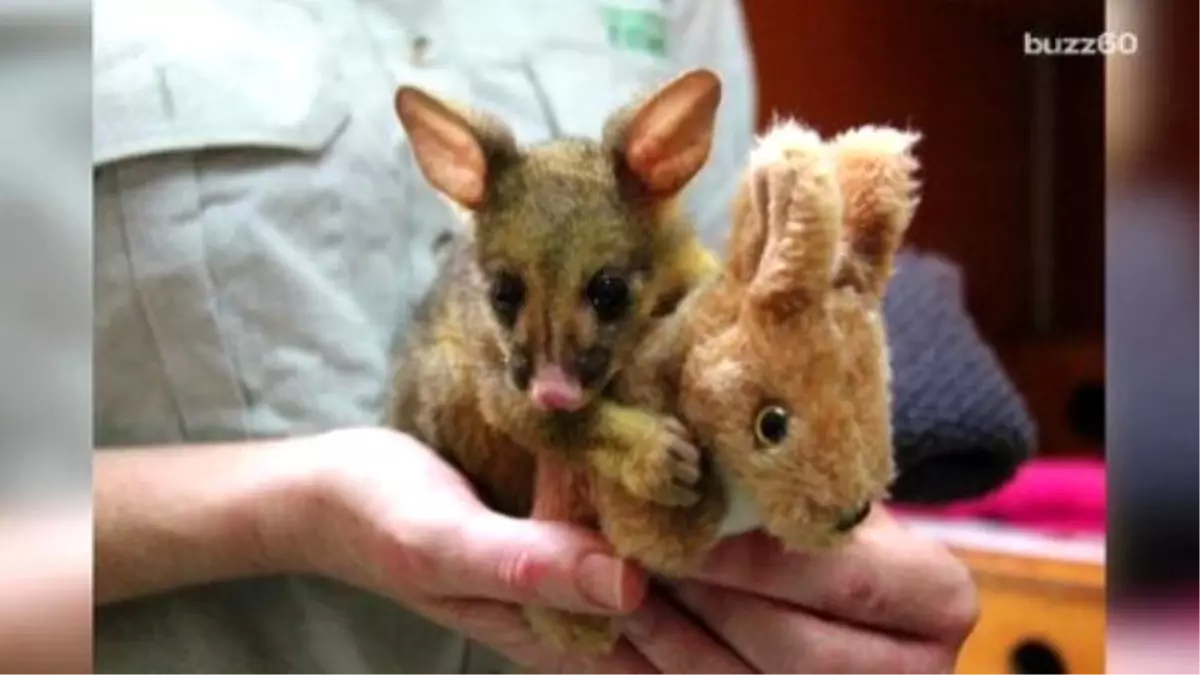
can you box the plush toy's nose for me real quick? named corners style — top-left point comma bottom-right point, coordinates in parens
top-left (834, 502), bottom-right (872, 532)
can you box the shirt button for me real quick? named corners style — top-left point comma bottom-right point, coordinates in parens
top-left (410, 35), bottom-right (430, 65)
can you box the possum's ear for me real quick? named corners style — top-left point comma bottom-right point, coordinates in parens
top-left (604, 68), bottom-right (722, 201)
top-left (394, 86), bottom-right (517, 210)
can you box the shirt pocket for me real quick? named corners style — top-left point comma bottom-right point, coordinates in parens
top-left (92, 12), bottom-right (367, 441)
top-left (93, 59), bottom-right (349, 170)
top-left (93, 0), bottom-right (351, 167)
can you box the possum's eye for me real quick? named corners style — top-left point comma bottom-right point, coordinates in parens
top-left (754, 405), bottom-right (789, 446)
top-left (489, 272), bottom-right (525, 327)
top-left (586, 270), bottom-right (630, 322)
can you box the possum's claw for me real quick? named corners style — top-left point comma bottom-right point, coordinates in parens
top-left (664, 418), bottom-right (703, 486)
top-left (625, 416), bottom-right (703, 507)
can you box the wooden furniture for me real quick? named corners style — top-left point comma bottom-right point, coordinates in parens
top-left (902, 517), bottom-right (1106, 674)
top-left (954, 547), bottom-right (1105, 674)
top-left (742, 0), bottom-right (1106, 459)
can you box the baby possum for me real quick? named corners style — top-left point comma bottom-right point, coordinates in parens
top-left (386, 71), bottom-right (722, 538)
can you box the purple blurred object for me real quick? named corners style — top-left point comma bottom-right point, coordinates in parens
top-left (883, 248), bottom-right (1036, 504)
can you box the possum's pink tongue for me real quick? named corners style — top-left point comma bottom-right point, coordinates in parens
top-left (529, 364), bottom-right (585, 411)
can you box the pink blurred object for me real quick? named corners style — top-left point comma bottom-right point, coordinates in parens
top-left (892, 456), bottom-right (1107, 535)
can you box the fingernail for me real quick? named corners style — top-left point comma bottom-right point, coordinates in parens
top-left (577, 553), bottom-right (627, 610)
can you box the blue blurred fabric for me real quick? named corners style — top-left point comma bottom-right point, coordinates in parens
top-left (883, 249), bottom-right (1036, 504)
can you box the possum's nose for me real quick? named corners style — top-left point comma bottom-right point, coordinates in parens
top-left (834, 502), bottom-right (872, 533)
top-left (529, 364), bottom-right (585, 411)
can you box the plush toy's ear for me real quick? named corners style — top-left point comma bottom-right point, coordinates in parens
top-left (829, 125), bottom-right (922, 299)
top-left (742, 121), bottom-right (843, 323)
top-left (726, 166), bottom-right (768, 285)
top-left (394, 86), bottom-right (517, 210)
top-left (603, 68), bottom-right (722, 202)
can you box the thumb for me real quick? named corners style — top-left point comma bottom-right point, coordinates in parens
top-left (432, 510), bottom-right (647, 615)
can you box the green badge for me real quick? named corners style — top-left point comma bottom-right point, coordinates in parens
top-left (601, 5), bottom-right (667, 57)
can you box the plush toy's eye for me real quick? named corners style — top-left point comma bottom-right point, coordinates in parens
top-left (754, 405), bottom-right (789, 446)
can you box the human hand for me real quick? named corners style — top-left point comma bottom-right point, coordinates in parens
top-left (620, 506), bottom-right (979, 673)
top-left (268, 427), bottom-right (661, 672)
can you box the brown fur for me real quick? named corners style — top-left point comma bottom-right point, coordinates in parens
top-left (590, 121), bottom-right (923, 581)
top-left (386, 71), bottom-right (725, 654)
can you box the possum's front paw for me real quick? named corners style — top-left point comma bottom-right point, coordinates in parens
top-left (624, 417), bottom-right (703, 507)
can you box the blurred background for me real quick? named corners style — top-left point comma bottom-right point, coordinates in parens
top-left (0, 1), bottom-right (92, 673)
top-left (1102, 1), bottom-right (1197, 674)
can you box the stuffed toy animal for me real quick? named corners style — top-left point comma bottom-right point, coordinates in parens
top-left (526, 119), bottom-right (924, 655)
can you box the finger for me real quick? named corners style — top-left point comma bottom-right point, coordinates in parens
top-left (431, 512), bottom-right (647, 615)
top-left (623, 592), bottom-right (753, 674)
top-left (672, 581), bottom-right (954, 674)
top-left (690, 509), bottom-right (977, 638)
top-left (425, 598), bottom-right (658, 674)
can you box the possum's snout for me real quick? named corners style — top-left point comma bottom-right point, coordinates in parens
top-left (528, 363), bottom-right (585, 412)
top-left (508, 341), bottom-right (612, 412)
